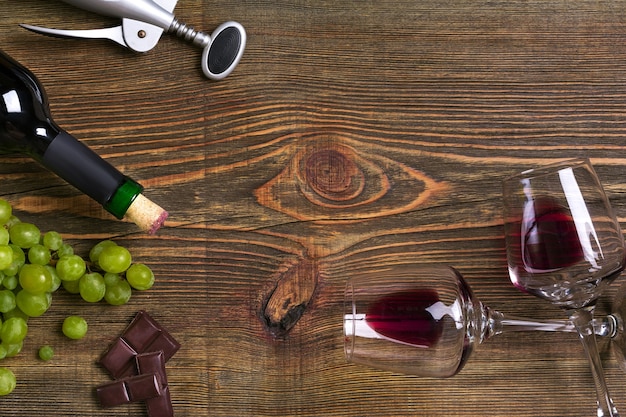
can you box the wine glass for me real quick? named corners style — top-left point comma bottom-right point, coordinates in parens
top-left (502, 158), bottom-right (625, 417)
top-left (344, 263), bottom-right (590, 378)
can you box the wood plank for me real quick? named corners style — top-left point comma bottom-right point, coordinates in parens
top-left (1, 0), bottom-right (626, 416)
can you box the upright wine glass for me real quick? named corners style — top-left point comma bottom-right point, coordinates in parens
top-left (344, 263), bottom-right (596, 378)
top-left (502, 158), bottom-right (625, 417)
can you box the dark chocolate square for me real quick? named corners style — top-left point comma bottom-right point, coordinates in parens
top-left (99, 337), bottom-right (138, 379)
top-left (145, 385), bottom-right (174, 417)
top-left (136, 351), bottom-right (168, 387)
top-left (122, 311), bottom-right (162, 352)
top-left (126, 373), bottom-right (162, 402)
top-left (96, 311), bottom-right (180, 412)
top-left (146, 332), bottom-right (181, 362)
top-left (96, 378), bottom-right (131, 408)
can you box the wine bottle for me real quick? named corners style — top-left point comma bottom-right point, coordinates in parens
top-left (0, 50), bottom-right (167, 233)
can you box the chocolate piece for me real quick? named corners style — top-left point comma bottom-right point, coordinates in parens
top-left (97, 373), bottom-right (161, 408)
top-left (99, 311), bottom-right (180, 378)
top-left (99, 337), bottom-right (137, 379)
top-left (136, 352), bottom-right (175, 417)
top-left (126, 311), bottom-right (180, 360)
top-left (145, 332), bottom-right (181, 362)
top-left (96, 378), bottom-right (130, 408)
top-left (136, 351), bottom-right (168, 387)
top-left (145, 385), bottom-right (174, 417)
top-left (123, 311), bottom-right (162, 352)
top-left (97, 311), bottom-right (179, 415)
top-left (126, 373), bottom-right (162, 402)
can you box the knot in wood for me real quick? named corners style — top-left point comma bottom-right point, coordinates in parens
top-left (304, 148), bottom-right (364, 201)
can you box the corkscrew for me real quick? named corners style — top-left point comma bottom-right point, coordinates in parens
top-left (19, 0), bottom-right (246, 80)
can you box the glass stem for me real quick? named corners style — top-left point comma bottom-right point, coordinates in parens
top-left (567, 307), bottom-right (619, 417)
top-left (481, 304), bottom-right (614, 342)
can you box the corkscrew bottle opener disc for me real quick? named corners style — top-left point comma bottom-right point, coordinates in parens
top-left (20, 0), bottom-right (246, 80)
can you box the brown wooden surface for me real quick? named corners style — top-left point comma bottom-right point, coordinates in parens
top-left (2, 0), bottom-right (626, 416)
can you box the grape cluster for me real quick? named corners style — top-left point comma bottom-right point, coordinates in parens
top-left (0, 198), bottom-right (156, 395)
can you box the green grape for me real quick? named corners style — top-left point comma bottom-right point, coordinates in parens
top-left (56, 255), bottom-right (86, 281)
top-left (2, 276), bottom-right (17, 291)
top-left (0, 245), bottom-right (13, 271)
top-left (0, 367), bottom-right (16, 396)
top-left (2, 264), bottom-right (18, 278)
top-left (4, 216), bottom-right (19, 229)
top-left (3, 308), bottom-right (28, 322)
top-left (57, 243), bottom-right (74, 258)
top-left (0, 317), bottom-right (27, 344)
top-left (98, 245), bottom-right (132, 273)
top-left (89, 240), bottom-right (117, 264)
top-left (126, 263), bottom-right (155, 290)
top-left (9, 245), bottom-right (25, 264)
top-left (38, 345), bottom-right (54, 361)
top-left (44, 266), bottom-right (61, 292)
top-left (3, 341), bottom-right (22, 358)
top-left (18, 264), bottom-right (53, 294)
top-left (104, 279), bottom-right (132, 306)
top-left (0, 228), bottom-right (9, 246)
top-left (103, 272), bottom-right (121, 286)
top-left (62, 316), bottom-right (88, 340)
top-left (3, 245), bottom-right (25, 276)
top-left (9, 222), bottom-right (40, 249)
top-left (0, 201), bottom-right (158, 368)
top-left (27, 244), bottom-right (51, 266)
top-left (42, 231), bottom-right (63, 251)
top-left (79, 273), bottom-right (105, 303)
top-left (0, 290), bottom-right (16, 313)
top-left (0, 199), bottom-right (12, 225)
top-left (61, 279), bottom-right (80, 294)
top-left (15, 290), bottom-right (50, 317)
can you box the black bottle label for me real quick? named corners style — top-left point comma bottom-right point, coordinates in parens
top-left (42, 130), bottom-right (125, 205)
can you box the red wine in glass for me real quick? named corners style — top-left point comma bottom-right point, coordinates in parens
top-left (365, 289), bottom-right (444, 347)
top-left (506, 196), bottom-right (587, 296)
top-left (521, 196), bottom-right (585, 271)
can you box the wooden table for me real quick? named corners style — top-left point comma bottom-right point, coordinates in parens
top-left (2, 0), bottom-right (626, 416)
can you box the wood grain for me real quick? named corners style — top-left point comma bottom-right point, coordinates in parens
top-left (2, 0), bottom-right (626, 416)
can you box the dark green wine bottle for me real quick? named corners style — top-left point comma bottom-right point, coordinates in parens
top-left (0, 50), bottom-right (167, 233)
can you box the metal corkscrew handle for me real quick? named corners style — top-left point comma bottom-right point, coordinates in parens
top-left (56, 0), bottom-right (246, 80)
top-left (169, 19), bottom-right (246, 80)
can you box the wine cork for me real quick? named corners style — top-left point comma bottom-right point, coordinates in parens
top-left (125, 194), bottom-right (168, 234)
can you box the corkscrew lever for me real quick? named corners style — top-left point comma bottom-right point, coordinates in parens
top-left (19, 0), bottom-right (246, 80)
top-left (20, 25), bottom-right (129, 49)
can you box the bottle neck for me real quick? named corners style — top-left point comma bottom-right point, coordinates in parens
top-left (105, 177), bottom-right (143, 219)
top-left (42, 130), bottom-right (143, 219)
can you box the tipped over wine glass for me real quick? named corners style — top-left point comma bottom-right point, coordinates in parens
top-left (502, 158), bottom-right (625, 417)
top-left (343, 263), bottom-right (608, 378)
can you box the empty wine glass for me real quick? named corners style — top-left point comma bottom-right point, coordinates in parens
top-left (502, 158), bottom-right (625, 417)
top-left (344, 263), bottom-right (594, 378)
